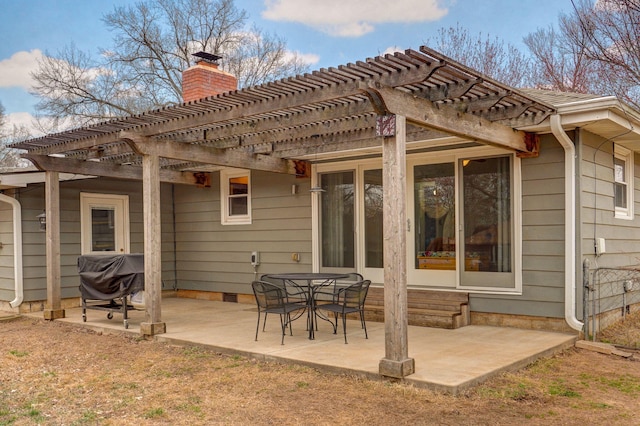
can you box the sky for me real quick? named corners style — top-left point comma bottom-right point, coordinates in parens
top-left (0, 0), bottom-right (574, 134)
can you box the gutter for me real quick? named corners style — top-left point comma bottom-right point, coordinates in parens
top-left (0, 193), bottom-right (24, 308)
top-left (549, 114), bottom-right (583, 332)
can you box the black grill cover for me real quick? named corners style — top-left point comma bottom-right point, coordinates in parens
top-left (78, 254), bottom-right (144, 300)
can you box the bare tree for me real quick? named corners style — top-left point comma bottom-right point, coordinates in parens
top-left (426, 24), bottom-right (534, 88)
top-left (31, 0), bottom-right (310, 128)
top-left (523, 0), bottom-right (640, 108)
top-left (0, 102), bottom-right (4, 133)
top-left (524, 22), bottom-right (601, 93)
top-left (0, 102), bottom-right (31, 169)
top-left (564, 0), bottom-right (640, 108)
top-left (224, 25), bottom-right (309, 88)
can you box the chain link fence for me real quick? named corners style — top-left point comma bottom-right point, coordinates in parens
top-left (583, 261), bottom-right (640, 341)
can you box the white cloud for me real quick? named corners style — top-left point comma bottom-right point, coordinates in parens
top-left (292, 51), bottom-right (320, 66)
top-left (4, 112), bottom-right (45, 139)
top-left (0, 50), bottom-right (44, 89)
top-left (382, 46), bottom-right (404, 56)
top-left (262, 0), bottom-right (449, 37)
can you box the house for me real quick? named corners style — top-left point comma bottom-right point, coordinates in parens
top-left (1, 46), bottom-right (639, 378)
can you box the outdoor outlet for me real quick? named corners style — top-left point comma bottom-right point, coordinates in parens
top-left (291, 184), bottom-right (298, 195)
top-left (251, 251), bottom-right (260, 266)
top-left (595, 238), bottom-right (606, 256)
top-left (291, 253), bottom-right (300, 262)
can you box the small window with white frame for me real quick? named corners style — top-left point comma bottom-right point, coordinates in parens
top-left (220, 168), bottom-right (252, 225)
top-left (614, 145), bottom-right (634, 220)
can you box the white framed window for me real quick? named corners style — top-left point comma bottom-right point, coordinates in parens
top-left (80, 193), bottom-right (130, 254)
top-left (221, 168), bottom-right (251, 225)
top-left (614, 145), bottom-right (634, 220)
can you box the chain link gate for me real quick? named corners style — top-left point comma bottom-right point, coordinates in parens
top-left (583, 260), bottom-right (640, 341)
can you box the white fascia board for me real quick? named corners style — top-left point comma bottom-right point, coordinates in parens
top-left (556, 97), bottom-right (640, 129)
top-left (521, 97), bottom-right (640, 143)
top-left (0, 172), bottom-right (96, 189)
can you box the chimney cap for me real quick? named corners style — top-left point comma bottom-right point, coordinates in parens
top-left (192, 51), bottom-right (222, 64)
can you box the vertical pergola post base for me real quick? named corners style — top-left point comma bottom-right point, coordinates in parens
top-left (140, 322), bottom-right (166, 336)
top-left (379, 357), bottom-right (415, 379)
top-left (43, 309), bottom-right (65, 320)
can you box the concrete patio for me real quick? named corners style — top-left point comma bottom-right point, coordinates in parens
top-left (46, 295), bottom-right (577, 394)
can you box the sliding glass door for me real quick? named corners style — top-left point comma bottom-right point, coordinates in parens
top-left (316, 151), bottom-right (518, 291)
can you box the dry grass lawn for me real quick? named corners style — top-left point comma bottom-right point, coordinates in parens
top-left (1, 313), bottom-right (640, 425)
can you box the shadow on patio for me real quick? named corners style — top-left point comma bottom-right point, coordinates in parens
top-left (52, 295), bottom-right (577, 394)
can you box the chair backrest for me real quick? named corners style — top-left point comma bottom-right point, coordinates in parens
top-left (341, 280), bottom-right (371, 308)
top-left (260, 275), bottom-right (307, 303)
top-left (252, 280), bottom-right (286, 310)
top-left (335, 272), bottom-right (363, 286)
top-left (346, 272), bottom-right (364, 281)
top-left (260, 275), bottom-right (286, 288)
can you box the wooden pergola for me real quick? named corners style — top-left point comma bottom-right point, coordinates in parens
top-left (12, 46), bottom-right (555, 378)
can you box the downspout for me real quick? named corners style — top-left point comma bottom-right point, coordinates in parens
top-left (549, 114), bottom-right (583, 331)
top-left (0, 193), bottom-right (24, 308)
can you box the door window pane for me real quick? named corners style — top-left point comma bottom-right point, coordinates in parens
top-left (414, 163), bottom-right (456, 269)
top-left (321, 171), bottom-right (354, 268)
top-left (462, 157), bottom-right (511, 272)
top-left (364, 169), bottom-right (383, 268)
top-left (91, 207), bottom-right (116, 252)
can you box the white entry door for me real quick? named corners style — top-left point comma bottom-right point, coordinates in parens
top-left (80, 193), bottom-right (130, 255)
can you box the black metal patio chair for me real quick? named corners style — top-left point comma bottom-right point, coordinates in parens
top-left (251, 280), bottom-right (306, 345)
top-left (314, 279), bottom-right (371, 344)
top-left (313, 272), bottom-right (363, 304)
top-left (260, 274), bottom-right (308, 307)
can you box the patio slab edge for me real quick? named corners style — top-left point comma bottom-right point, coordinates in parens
top-left (404, 335), bottom-right (579, 394)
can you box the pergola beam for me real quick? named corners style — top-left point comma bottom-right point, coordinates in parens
top-left (367, 86), bottom-right (536, 153)
top-left (121, 134), bottom-right (304, 175)
top-left (24, 154), bottom-right (211, 186)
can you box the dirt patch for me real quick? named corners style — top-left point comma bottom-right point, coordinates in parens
top-left (1, 316), bottom-right (639, 425)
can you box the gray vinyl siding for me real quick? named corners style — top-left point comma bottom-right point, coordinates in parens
top-left (1, 178), bottom-right (176, 303)
top-left (470, 134), bottom-right (567, 318)
top-left (580, 129), bottom-right (640, 267)
top-left (0, 202), bottom-right (15, 301)
top-left (174, 170), bottom-right (312, 295)
top-left (472, 130), bottom-right (640, 319)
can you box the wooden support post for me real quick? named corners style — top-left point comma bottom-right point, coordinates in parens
top-left (43, 171), bottom-right (64, 320)
top-left (139, 151), bottom-right (166, 336)
top-left (378, 114), bottom-right (415, 378)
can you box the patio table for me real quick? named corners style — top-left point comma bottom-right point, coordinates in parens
top-left (263, 273), bottom-right (349, 339)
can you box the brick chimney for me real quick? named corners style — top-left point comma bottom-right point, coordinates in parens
top-left (182, 52), bottom-right (238, 102)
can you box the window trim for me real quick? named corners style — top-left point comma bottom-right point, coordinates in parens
top-left (220, 168), bottom-right (252, 225)
top-left (614, 145), bottom-right (634, 220)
